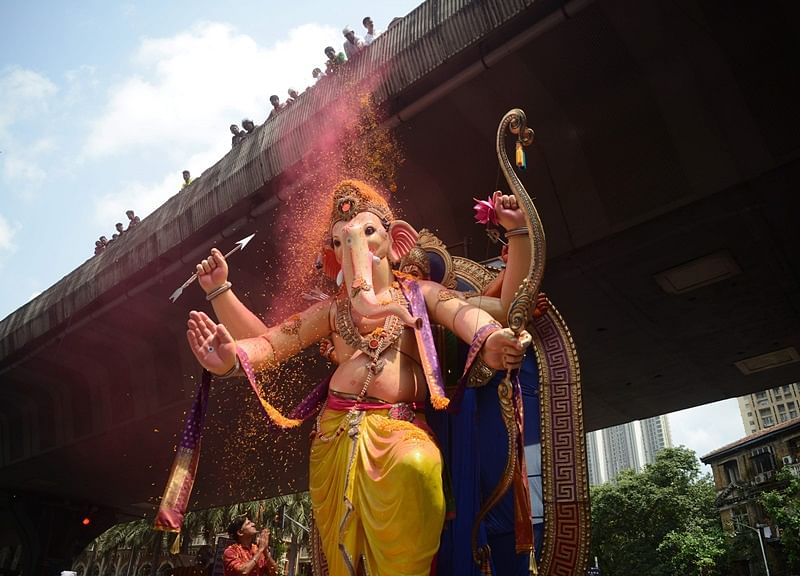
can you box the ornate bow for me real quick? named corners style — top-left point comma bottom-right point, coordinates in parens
top-left (472, 109), bottom-right (543, 572)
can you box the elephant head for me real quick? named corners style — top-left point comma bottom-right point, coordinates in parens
top-left (322, 180), bottom-right (420, 327)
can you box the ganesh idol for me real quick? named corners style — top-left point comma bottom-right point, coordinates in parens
top-left (185, 179), bottom-right (532, 576)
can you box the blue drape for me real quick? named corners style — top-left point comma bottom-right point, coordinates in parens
top-left (430, 350), bottom-right (542, 575)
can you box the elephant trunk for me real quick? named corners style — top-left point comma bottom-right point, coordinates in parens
top-left (341, 224), bottom-right (420, 328)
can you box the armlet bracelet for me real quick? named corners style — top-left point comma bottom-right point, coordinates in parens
top-left (466, 356), bottom-right (497, 388)
top-left (216, 354), bottom-right (241, 378)
top-left (206, 281), bottom-right (232, 301)
top-left (504, 227), bottom-right (529, 239)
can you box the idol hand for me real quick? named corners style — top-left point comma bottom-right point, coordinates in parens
top-left (186, 310), bottom-right (237, 375)
top-left (169, 233), bottom-right (254, 303)
top-left (532, 292), bottom-right (549, 319)
top-left (481, 328), bottom-right (532, 371)
top-left (492, 190), bottom-right (525, 231)
top-left (196, 247), bottom-right (230, 295)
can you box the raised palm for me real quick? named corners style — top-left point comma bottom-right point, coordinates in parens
top-left (186, 310), bottom-right (237, 375)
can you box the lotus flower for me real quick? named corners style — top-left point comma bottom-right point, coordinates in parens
top-left (473, 196), bottom-right (497, 225)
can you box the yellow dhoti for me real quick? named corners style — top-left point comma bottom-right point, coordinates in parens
top-left (309, 402), bottom-right (445, 576)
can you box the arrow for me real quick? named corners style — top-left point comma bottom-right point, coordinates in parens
top-left (169, 233), bottom-right (256, 303)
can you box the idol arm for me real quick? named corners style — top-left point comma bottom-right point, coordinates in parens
top-left (499, 233), bottom-right (532, 318)
top-left (422, 280), bottom-right (528, 370)
top-left (236, 299), bottom-right (333, 372)
top-left (188, 299), bottom-right (332, 376)
top-left (208, 287), bottom-right (270, 339)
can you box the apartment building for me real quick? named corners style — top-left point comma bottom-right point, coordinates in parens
top-left (738, 383), bottom-right (800, 434)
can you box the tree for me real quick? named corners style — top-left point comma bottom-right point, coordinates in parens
top-left (657, 522), bottom-right (729, 576)
top-left (590, 447), bottom-right (731, 576)
top-left (82, 493), bottom-right (313, 576)
top-left (279, 493), bottom-right (311, 576)
top-left (87, 519), bottom-right (163, 576)
top-left (760, 468), bottom-right (800, 570)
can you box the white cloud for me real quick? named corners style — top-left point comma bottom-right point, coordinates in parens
top-left (669, 398), bottom-right (746, 463)
top-left (94, 172), bottom-right (179, 226)
top-left (0, 68), bottom-right (60, 197)
top-left (0, 67), bottom-right (58, 137)
top-left (62, 65), bottom-right (99, 107)
top-left (1, 138), bottom-right (58, 198)
top-left (85, 20), bottom-right (341, 232)
top-left (0, 213), bottom-right (19, 253)
top-left (83, 21), bottom-right (339, 160)
top-left (2, 155), bottom-right (47, 188)
top-left (92, 146), bottom-right (224, 227)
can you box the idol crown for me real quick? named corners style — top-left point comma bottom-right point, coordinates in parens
top-left (330, 179), bottom-right (394, 227)
top-left (400, 245), bottom-right (430, 278)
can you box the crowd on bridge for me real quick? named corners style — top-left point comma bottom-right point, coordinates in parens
top-left (93, 16), bottom-right (395, 256)
top-left (93, 210), bottom-right (140, 255)
top-left (229, 15), bottom-right (395, 148)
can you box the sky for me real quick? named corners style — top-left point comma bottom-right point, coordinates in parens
top-left (0, 1), bottom-right (750, 471)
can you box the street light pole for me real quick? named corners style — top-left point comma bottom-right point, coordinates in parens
top-left (737, 521), bottom-right (770, 576)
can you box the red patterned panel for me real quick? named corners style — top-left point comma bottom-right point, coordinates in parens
top-left (533, 303), bottom-right (590, 575)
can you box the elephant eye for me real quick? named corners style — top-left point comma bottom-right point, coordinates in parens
top-left (333, 239), bottom-right (341, 247)
top-left (365, 226), bottom-right (376, 236)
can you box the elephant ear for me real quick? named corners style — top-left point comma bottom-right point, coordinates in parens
top-left (322, 246), bottom-right (341, 280)
top-left (389, 220), bottom-right (419, 263)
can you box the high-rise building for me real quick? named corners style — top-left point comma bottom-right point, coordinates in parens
top-left (602, 422), bottom-right (640, 482)
top-left (585, 429), bottom-right (603, 486)
top-left (586, 415), bottom-right (673, 485)
top-left (737, 383), bottom-right (800, 435)
top-left (641, 415), bottom-right (673, 464)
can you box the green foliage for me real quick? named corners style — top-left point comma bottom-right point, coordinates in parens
top-left (759, 468), bottom-right (800, 569)
top-left (92, 519), bottom-right (160, 564)
top-left (85, 491), bottom-right (313, 564)
top-left (590, 447), bottom-right (730, 576)
top-left (657, 523), bottom-right (729, 576)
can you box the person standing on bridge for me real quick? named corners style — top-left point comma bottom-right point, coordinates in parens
top-left (362, 17), bottom-right (380, 46)
top-left (231, 124), bottom-right (245, 147)
top-left (223, 517), bottom-right (279, 576)
top-left (324, 46), bottom-right (346, 75)
top-left (267, 95), bottom-right (284, 122)
top-left (341, 26), bottom-right (363, 59)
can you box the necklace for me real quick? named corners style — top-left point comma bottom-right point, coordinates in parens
top-left (336, 286), bottom-right (406, 379)
top-left (328, 285), bottom-right (408, 438)
top-left (338, 285), bottom-right (404, 348)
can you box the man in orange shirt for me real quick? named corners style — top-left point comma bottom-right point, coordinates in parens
top-left (222, 517), bottom-right (279, 576)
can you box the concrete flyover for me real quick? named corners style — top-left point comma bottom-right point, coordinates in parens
top-left (1, 0), bottom-right (798, 573)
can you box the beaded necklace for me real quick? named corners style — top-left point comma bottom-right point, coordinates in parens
top-left (328, 285), bottom-right (408, 437)
top-left (336, 286), bottom-right (406, 388)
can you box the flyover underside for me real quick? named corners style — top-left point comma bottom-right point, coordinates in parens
top-left (1, 0), bottom-right (799, 523)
